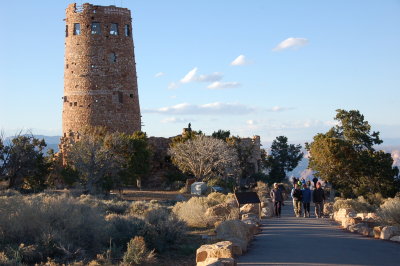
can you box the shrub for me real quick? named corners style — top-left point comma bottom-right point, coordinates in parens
top-left (378, 197), bottom-right (400, 226)
top-left (143, 208), bottom-right (187, 252)
top-left (0, 193), bottom-right (108, 262)
top-left (172, 197), bottom-right (212, 227)
top-left (333, 198), bottom-right (375, 213)
top-left (105, 214), bottom-right (147, 252)
top-left (122, 236), bottom-right (155, 265)
top-left (78, 195), bottom-right (130, 215)
top-left (172, 193), bottom-right (235, 228)
top-left (128, 200), bottom-right (161, 217)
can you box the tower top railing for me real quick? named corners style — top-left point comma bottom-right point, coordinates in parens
top-left (74, 4), bottom-right (84, 13)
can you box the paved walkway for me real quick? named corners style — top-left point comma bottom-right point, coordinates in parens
top-left (238, 201), bottom-right (400, 266)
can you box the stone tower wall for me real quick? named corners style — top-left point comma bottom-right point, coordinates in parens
top-left (62, 3), bottom-right (141, 141)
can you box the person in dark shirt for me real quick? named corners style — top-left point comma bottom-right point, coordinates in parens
top-left (312, 177), bottom-right (319, 188)
top-left (291, 184), bottom-right (303, 217)
top-left (270, 183), bottom-right (283, 218)
top-left (301, 184), bottom-right (312, 218)
top-left (313, 182), bottom-right (326, 218)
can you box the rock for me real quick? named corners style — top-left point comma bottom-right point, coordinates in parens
top-left (215, 220), bottom-right (252, 251)
top-left (197, 257), bottom-right (237, 266)
top-left (242, 213), bottom-right (259, 220)
top-left (196, 241), bottom-right (234, 263)
top-left (324, 202), bottom-right (334, 215)
top-left (261, 200), bottom-right (274, 218)
top-left (380, 226), bottom-right (400, 240)
top-left (356, 213), bottom-right (368, 219)
top-left (222, 237), bottom-right (248, 253)
top-left (373, 226), bottom-right (383, 239)
top-left (389, 236), bottom-right (400, 242)
top-left (206, 203), bottom-right (232, 218)
top-left (242, 219), bottom-right (261, 235)
top-left (348, 223), bottom-right (371, 236)
top-left (334, 208), bottom-right (355, 222)
top-left (240, 204), bottom-right (259, 215)
top-left (366, 213), bottom-right (378, 220)
top-left (191, 182), bottom-right (208, 195)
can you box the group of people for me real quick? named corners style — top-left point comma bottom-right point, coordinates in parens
top-left (270, 179), bottom-right (326, 218)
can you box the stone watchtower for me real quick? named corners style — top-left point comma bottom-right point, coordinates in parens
top-left (62, 3), bottom-right (141, 143)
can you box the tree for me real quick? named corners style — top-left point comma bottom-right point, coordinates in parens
top-left (117, 131), bottom-right (152, 189)
top-left (67, 130), bottom-right (125, 194)
top-left (169, 135), bottom-right (239, 182)
top-left (306, 109), bottom-right (399, 198)
top-left (0, 134), bottom-right (49, 191)
top-left (263, 136), bottom-right (303, 184)
top-left (212, 129), bottom-right (231, 140)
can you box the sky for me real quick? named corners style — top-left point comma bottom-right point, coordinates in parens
top-left (1, 0), bottom-right (400, 146)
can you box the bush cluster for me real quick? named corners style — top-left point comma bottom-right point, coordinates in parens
top-left (172, 192), bottom-right (235, 228)
top-left (0, 191), bottom-right (187, 265)
top-left (378, 197), bottom-right (400, 226)
top-left (333, 197), bottom-right (376, 213)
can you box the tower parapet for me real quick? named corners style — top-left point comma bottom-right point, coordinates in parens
top-left (62, 3), bottom-right (141, 145)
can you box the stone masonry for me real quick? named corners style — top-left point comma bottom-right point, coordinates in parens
top-left (62, 3), bottom-right (141, 146)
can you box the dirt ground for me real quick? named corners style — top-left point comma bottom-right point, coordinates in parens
top-left (115, 188), bottom-right (194, 201)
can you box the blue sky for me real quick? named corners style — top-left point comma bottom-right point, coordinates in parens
top-left (0, 0), bottom-right (399, 145)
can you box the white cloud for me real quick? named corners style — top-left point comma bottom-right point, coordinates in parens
top-left (169, 95), bottom-right (177, 99)
top-left (168, 82), bottom-right (179, 90)
top-left (180, 67), bottom-right (198, 83)
top-left (230, 55), bottom-right (248, 66)
top-left (143, 102), bottom-right (257, 115)
top-left (273, 37), bottom-right (309, 51)
top-left (161, 117), bottom-right (190, 123)
top-left (154, 72), bottom-right (165, 78)
top-left (207, 81), bottom-right (241, 90)
top-left (246, 120), bottom-right (257, 125)
top-left (268, 106), bottom-right (295, 112)
top-left (392, 150), bottom-right (400, 167)
top-left (197, 72), bottom-right (223, 82)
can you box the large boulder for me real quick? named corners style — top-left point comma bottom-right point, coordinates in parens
top-left (197, 257), bottom-right (237, 266)
top-left (380, 226), bottom-right (400, 240)
top-left (240, 204), bottom-right (259, 215)
top-left (334, 208), bottom-right (356, 222)
top-left (215, 220), bottom-right (253, 252)
top-left (341, 217), bottom-right (357, 229)
top-left (348, 223), bottom-right (372, 236)
top-left (373, 226), bottom-right (383, 239)
top-left (261, 200), bottom-right (274, 218)
top-left (196, 241), bottom-right (234, 263)
top-left (389, 236), bottom-right (400, 243)
top-left (191, 182), bottom-right (208, 195)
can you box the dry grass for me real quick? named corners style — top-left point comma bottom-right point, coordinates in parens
top-left (172, 192), bottom-right (235, 228)
top-left (0, 191), bottom-right (188, 264)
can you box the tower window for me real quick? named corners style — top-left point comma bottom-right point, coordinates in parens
top-left (118, 92), bottom-right (123, 103)
top-left (74, 102), bottom-right (77, 106)
top-left (91, 22), bottom-right (101, 34)
top-left (129, 94), bottom-right (134, 98)
top-left (73, 23), bottom-right (81, 35)
top-left (110, 23), bottom-right (118, 35)
top-left (124, 24), bottom-right (130, 37)
top-left (65, 25), bottom-right (68, 37)
top-left (109, 52), bottom-right (117, 63)
top-left (64, 96), bottom-right (68, 102)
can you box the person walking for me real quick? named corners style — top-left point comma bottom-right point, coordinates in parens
top-left (312, 177), bottom-right (319, 188)
top-left (291, 184), bottom-right (303, 217)
top-left (313, 182), bottom-right (326, 218)
top-left (270, 183), bottom-right (283, 218)
top-left (301, 184), bottom-right (312, 218)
